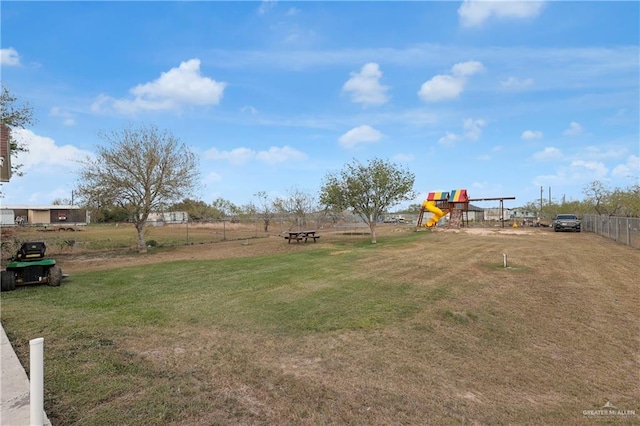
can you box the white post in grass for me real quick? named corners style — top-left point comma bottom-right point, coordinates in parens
top-left (503, 253), bottom-right (508, 268)
top-left (30, 337), bottom-right (44, 426)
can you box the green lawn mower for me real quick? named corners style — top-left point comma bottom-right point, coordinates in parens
top-left (1, 242), bottom-right (64, 291)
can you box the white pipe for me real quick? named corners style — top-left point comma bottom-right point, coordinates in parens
top-left (30, 337), bottom-right (44, 426)
top-left (503, 253), bottom-right (508, 268)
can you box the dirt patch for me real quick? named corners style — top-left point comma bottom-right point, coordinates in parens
top-left (454, 227), bottom-right (549, 236)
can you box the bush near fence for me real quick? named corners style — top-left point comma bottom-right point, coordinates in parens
top-left (582, 214), bottom-right (640, 248)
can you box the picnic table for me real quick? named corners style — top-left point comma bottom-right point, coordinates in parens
top-left (284, 231), bottom-right (320, 243)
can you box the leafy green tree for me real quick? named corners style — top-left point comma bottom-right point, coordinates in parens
top-left (170, 198), bottom-right (216, 221)
top-left (405, 203), bottom-right (423, 214)
top-left (0, 86), bottom-right (35, 177)
top-left (320, 158), bottom-right (416, 243)
top-left (99, 205), bottom-right (131, 223)
top-left (609, 184), bottom-right (640, 217)
top-left (76, 124), bottom-right (199, 253)
top-left (618, 183), bottom-right (640, 217)
top-left (582, 180), bottom-right (640, 216)
top-left (211, 198), bottom-right (240, 220)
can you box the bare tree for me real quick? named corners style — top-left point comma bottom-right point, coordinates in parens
top-left (320, 158), bottom-right (415, 243)
top-left (1, 86), bottom-right (35, 177)
top-left (76, 124), bottom-right (199, 253)
top-left (282, 188), bottom-right (316, 230)
top-left (254, 191), bottom-right (275, 232)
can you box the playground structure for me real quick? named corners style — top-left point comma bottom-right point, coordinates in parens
top-left (416, 189), bottom-right (516, 229)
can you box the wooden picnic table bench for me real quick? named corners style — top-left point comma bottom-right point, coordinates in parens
top-left (284, 231), bottom-right (320, 243)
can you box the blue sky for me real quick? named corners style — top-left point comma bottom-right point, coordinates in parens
top-left (1, 1), bottom-right (638, 211)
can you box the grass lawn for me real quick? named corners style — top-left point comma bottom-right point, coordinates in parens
top-left (1, 227), bottom-right (638, 425)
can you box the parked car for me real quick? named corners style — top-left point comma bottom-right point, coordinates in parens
top-left (553, 214), bottom-right (581, 232)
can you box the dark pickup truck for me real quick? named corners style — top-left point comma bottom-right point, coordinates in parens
top-left (553, 214), bottom-right (581, 232)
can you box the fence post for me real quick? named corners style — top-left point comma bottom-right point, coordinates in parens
top-left (627, 218), bottom-right (631, 246)
top-left (30, 337), bottom-right (44, 426)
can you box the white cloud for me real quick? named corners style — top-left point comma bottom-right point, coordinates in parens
top-left (12, 129), bottom-right (92, 172)
top-left (521, 130), bottom-right (543, 140)
top-left (532, 147), bottom-right (562, 161)
top-left (501, 76), bottom-right (534, 89)
top-left (241, 105), bottom-right (259, 115)
top-left (569, 160), bottom-right (608, 179)
top-left (439, 118), bottom-right (486, 147)
top-left (286, 7), bottom-right (300, 16)
top-left (583, 146), bottom-right (627, 160)
top-left (92, 59), bottom-right (226, 114)
top-left (418, 61), bottom-right (484, 102)
top-left (50, 107), bottom-right (76, 126)
top-left (203, 171), bottom-right (223, 184)
top-left (438, 131), bottom-right (461, 147)
top-left (0, 47), bottom-right (20, 66)
top-left (451, 61), bottom-right (486, 77)
top-left (256, 146), bottom-right (307, 164)
top-left (458, 0), bottom-right (546, 28)
top-left (338, 125), bottom-right (383, 149)
top-left (204, 145), bottom-right (306, 165)
top-left (419, 75), bottom-right (465, 102)
top-left (258, 0), bottom-right (277, 15)
top-left (205, 147), bottom-right (256, 165)
top-left (342, 63), bottom-right (389, 106)
top-left (463, 118), bottom-right (486, 140)
top-left (611, 155), bottom-right (639, 179)
top-left (392, 153), bottom-right (415, 162)
top-left (563, 121), bottom-right (584, 136)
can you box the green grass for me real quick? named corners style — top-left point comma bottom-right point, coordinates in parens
top-left (1, 229), bottom-right (638, 425)
top-left (3, 249), bottom-right (422, 335)
top-left (2, 240), bottom-right (427, 424)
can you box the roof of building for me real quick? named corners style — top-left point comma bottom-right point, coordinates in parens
top-left (0, 205), bottom-right (81, 210)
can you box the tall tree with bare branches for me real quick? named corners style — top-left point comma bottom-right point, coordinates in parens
top-left (0, 86), bottom-right (35, 177)
top-left (76, 124), bottom-right (200, 253)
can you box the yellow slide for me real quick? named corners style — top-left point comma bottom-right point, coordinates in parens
top-left (423, 200), bottom-right (446, 228)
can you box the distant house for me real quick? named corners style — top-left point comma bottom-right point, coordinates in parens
top-left (465, 204), bottom-right (484, 222)
top-left (510, 208), bottom-right (538, 225)
top-left (0, 205), bottom-right (89, 226)
top-left (510, 208), bottom-right (537, 219)
top-left (484, 207), bottom-right (512, 221)
top-left (146, 211), bottom-right (188, 224)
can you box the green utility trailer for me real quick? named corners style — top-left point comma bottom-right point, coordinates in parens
top-left (1, 242), bottom-right (63, 291)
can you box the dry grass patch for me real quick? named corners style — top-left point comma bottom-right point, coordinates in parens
top-left (1, 225), bottom-right (638, 425)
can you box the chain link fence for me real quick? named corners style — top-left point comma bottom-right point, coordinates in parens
top-left (582, 214), bottom-right (640, 248)
top-left (1, 212), bottom-right (345, 260)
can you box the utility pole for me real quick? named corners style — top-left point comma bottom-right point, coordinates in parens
top-left (540, 186), bottom-right (543, 212)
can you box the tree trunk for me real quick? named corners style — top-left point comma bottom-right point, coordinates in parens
top-left (370, 222), bottom-right (377, 244)
top-left (135, 222), bottom-right (147, 253)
